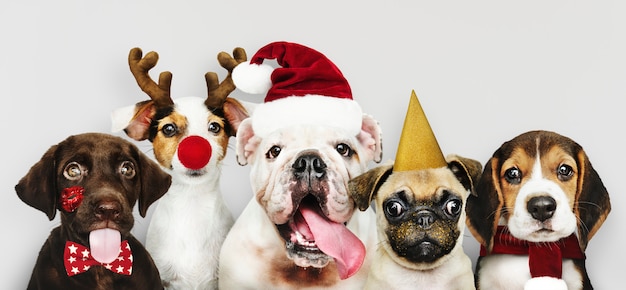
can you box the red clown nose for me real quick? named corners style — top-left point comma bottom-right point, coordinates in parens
top-left (177, 135), bottom-right (212, 170)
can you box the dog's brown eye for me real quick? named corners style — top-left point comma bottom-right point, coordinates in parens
top-left (208, 122), bottom-right (222, 134)
top-left (384, 199), bottom-right (406, 219)
top-left (557, 164), bottom-right (574, 181)
top-left (119, 161), bottom-right (136, 178)
top-left (335, 143), bottom-right (353, 157)
top-left (444, 199), bottom-right (462, 216)
top-left (64, 162), bottom-right (84, 180)
top-left (504, 167), bottom-right (522, 184)
top-left (266, 145), bottom-right (282, 159)
top-left (161, 123), bottom-right (178, 137)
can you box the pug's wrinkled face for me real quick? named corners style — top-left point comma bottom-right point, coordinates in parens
top-left (375, 168), bottom-right (469, 270)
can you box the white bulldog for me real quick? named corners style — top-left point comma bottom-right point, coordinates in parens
top-left (219, 107), bottom-right (382, 289)
top-left (219, 41), bottom-right (384, 289)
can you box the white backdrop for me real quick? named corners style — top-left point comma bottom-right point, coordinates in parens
top-left (2, 1), bottom-right (624, 289)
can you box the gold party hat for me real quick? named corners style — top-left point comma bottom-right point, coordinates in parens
top-left (393, 90), bottom-right (447, 172)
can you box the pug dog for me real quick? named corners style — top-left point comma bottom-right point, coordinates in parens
top-left (349, 155), bottom-right (482, 290)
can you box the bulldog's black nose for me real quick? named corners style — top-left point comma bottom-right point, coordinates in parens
top-left (527, 196), bottom-right (556, 222)
top-left (293, 154), bottom-right (327, 180)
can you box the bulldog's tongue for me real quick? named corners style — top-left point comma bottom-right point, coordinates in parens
top-left (89, 228), bottom-right (121, 264)
top-left (298, 204), bottom-right (365, 280)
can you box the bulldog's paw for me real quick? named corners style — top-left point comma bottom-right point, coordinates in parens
top-left (524, 276), bottom-right (567, 290)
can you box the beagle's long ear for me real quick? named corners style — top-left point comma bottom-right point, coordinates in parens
top-left (348, 163), bottom-right (393, 211)
top-left (465, 157), bottom-right (504, 252)
top-left (136, 147), bottom-right (172, 217)
top-left (575, 149), bottom-right (611, 251)
top-left (15, 145), bottom-right (59, 221)
top-left (446, 154), bottom-right (483, 194)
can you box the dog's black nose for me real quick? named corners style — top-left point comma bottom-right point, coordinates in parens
top-left (95, 201), bottom-right (121, 221)
top-left (293, 154), bottom-right (327, 179)
top-left (416, 210), bottom-right (435, 229)
top-left (527, 196), bottom-right (556, 222)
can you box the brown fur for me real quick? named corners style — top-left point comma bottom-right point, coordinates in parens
top-left (16, 133), bottom-right (171, 290)
top-left (466, 130), bottom-right (611, 289)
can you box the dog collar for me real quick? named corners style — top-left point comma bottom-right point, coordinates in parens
top-left (480, 226), bottom-right (585, 279)
top-left (63, 240), bottom-right (132, 276)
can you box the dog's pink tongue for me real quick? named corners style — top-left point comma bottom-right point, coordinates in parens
top-left (299, 204), bottom-right (365, 280)
top-left (89, 228), bottom-right (121, 264)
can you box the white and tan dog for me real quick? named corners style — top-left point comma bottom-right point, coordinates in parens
top-left (219, 41), bottom-right (383, 289)
top-left (111, 47), bottom-right (251, 290)
top-left (348, 92), bottom-right (480, 290)
top-left (466, 130), bottom-right (611, 290)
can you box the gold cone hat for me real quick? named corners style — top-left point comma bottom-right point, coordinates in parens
top-left (393, 90), bottom-right (447, 172)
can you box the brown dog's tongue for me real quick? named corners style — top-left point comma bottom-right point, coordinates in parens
top-left (299, 203), bottom-right (365, 280)
top-left (89, 228), bottom-right (121, 264)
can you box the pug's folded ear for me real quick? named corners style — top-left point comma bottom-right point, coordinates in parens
top-left (349, 163), bottom-right (394, 211)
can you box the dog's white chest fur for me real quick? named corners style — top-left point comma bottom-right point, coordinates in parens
top-left (143, 97), bottom-right (235, 290)
top-left (219, 199), bottom-right (377, 290)
top-left (146, 179), bottom-right (234, 289)
top-left (478, 255), bottom-right (582, 289)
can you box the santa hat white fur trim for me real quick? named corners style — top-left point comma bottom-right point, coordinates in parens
top-left (232, 61), bottom-right (274, 94)
top-left (251, 95), bottom-right (363, 137)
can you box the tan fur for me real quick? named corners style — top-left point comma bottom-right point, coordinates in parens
top-left (152, 111), bottom-right (187, 169)
top-left (466, 130), bottom-right (611, 290)
top-left (348, 155), bottom-right (481, 290)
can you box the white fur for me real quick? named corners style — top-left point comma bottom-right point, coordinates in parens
top-left (508, 154), bottom-right (578, 242)
top-left (219, 114), bottom-right (382, 289)
top-left (113, 96), bottom-right (235, 290)
top-left (479, 153), bottom-right (583, 290)
top-left (478, 255), bottom-right (582, 290)
top-left (524, 276), bottom-right (568, 290)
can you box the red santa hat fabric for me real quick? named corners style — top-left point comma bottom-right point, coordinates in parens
top-left (232, 41), bottom-right (363, 137)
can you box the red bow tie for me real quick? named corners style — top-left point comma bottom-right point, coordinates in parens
top-left (63, 240), bottom-right (133, 277)
top-left (480, 226), bottom-right (585, 279)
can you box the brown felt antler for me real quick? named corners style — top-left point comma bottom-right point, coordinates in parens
top-left (128, 47), bottom-right (175, 108)
top-left (204, 47), bottom-right (247, 110)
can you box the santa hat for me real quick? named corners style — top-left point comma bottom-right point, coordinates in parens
top-left (393, 90), bottom-right (447, 172)
top-left (232, 41), bottom-right (363, 137)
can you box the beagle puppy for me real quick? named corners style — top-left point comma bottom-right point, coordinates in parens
top-left (466, 130), bottom-right (611, 290)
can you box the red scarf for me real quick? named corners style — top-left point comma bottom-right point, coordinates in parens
top-left (480, 226), bottom-right (585, 278)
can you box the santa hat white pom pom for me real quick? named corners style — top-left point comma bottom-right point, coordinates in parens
top-left (232, 61), bottom-right (274, 94)
top-left (524, 277), bottom-right (567, 290)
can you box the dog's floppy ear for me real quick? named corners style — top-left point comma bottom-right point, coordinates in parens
top-left (223, 98), bottom-right (255, 137)
top-left (358, 114), bottom-right (383, 163)
top-left (136, 148), bottom-right (172, 217)
top-left (111, 100), bottom-right (157, 141)
top-left (446, 154), bottom-right (483, 194)
top-left (15, 145), bottom-right (59, 220)
top-left (465, 156), bottom-right (504, 252)
top-left (348, 163), bottom-right (393, 211)
top-left (574, 149), bottom-right (611, 251)
top-left (235, 118), bottom-right (260, 166)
